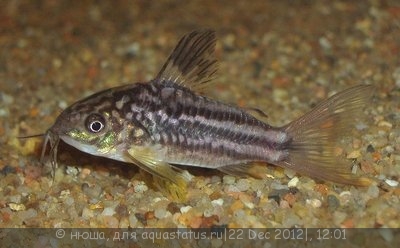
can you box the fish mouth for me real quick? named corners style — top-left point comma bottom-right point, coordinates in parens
top-left (41, 129), bottom-right (60, 174)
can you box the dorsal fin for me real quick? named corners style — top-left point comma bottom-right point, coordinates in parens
top-left (155, 29), bottom-right (218, 91)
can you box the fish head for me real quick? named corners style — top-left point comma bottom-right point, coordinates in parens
top-left (47, 89), bottom-right (125, 160)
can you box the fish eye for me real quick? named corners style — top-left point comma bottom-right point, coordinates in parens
top-left (85, 114), bottom-right (106, 133)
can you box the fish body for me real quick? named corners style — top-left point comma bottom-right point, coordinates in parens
top-left (42, 30), bottom-right (373, 199)
top-left (55, 80), bottom-right (289, 168)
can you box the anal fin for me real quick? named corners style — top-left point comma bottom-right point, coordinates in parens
top-left (218, 162), bottom-right (269, 179)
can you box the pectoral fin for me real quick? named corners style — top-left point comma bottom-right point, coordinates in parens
top-left (127, 146), bottom-right (192, 201)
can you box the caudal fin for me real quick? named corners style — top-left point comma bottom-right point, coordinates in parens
top-left (279, 85), bottom-right (374, 186)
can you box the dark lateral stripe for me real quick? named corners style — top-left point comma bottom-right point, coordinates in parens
top-left (132, 84), bottom-right (237, 126)
top-left (157, 129), bottom-right (287, 165)
top-left (119, 83), bottom-right (289, 155)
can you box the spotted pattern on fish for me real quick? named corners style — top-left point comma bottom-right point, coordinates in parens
top-left (39, 29), bottom-right (374, 198)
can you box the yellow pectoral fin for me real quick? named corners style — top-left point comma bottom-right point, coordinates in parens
top-left (152, 176), bottom-right (188, 202)
top-left (127, 146), bottom-right (192, 202)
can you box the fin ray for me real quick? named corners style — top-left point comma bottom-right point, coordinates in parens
top-left (126, 146), bottom-right (192, 201)
top-left (155, 30), bottom-right (218, 91)
top-left (218, 163), bottom-right (268, 179)
top-left (280, 85), bottom-right (375, 186)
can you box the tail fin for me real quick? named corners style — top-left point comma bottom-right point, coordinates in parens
top-left (279, 85), bottom-right (374, 186)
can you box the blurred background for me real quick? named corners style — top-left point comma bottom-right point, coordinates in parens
top-left (0, 0), bottom-right (399, 234)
